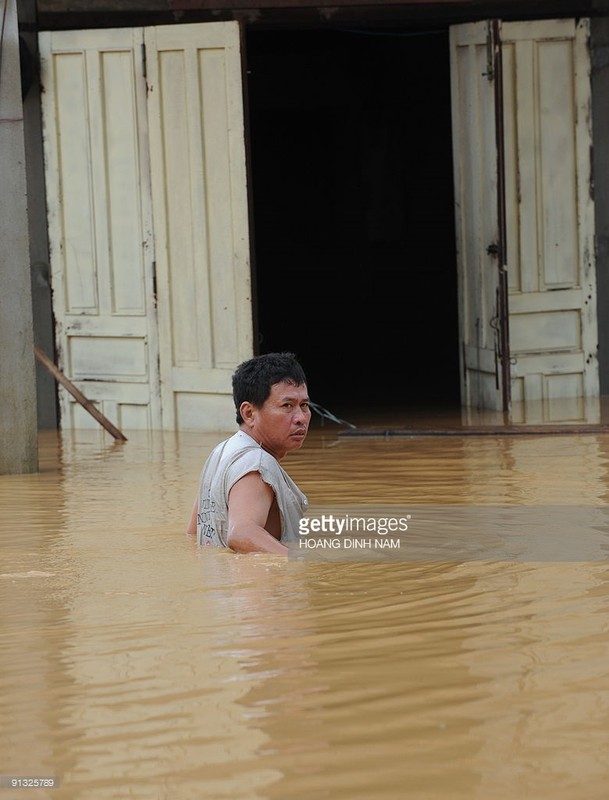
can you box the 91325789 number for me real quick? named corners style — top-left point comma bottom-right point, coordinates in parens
top-left (0, 776), bottom-right (59, 789)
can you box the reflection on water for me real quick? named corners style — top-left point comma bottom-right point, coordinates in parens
top-left (2, 425), bottom-right (609, 799)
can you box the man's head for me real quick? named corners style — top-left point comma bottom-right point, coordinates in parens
top-left (233, 352), bottom-right (308, 424)
top-left (233, 353), bottom-right (311, 460)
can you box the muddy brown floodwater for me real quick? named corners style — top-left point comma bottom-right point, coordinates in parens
top-left (2, 422), bottom-right (609, 800)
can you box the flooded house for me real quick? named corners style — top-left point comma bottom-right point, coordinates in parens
top-left (5, 9), bottom-right (609, 794)
top-left (14, 0), bottom-right (609, 432)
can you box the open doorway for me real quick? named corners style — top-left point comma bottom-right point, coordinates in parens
top-left (246, 26), bottom-right (460, 422)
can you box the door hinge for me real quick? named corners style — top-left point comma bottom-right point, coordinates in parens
top-left (484, 20), bottom-right (497, 82)
top-left (141, 42), bottom-right (147, 81)
top-left (152, 261), bottom-right (157, 308)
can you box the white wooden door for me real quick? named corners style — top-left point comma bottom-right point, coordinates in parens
top-left (145, 22), bottom-right (253, 430)
top-left (40, 21), bottom-right (253, 431)
top-left (450, 21), bottom-right (506, 412)
top-left (501, 19), bottom-right (599, 423)
top-left (39, 28), bottom-right (162, 430)
top-left (451, 18), bottom-right (599, 422)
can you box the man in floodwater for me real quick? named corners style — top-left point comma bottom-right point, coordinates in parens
top-left (186, 352), bottom-right (311, 554)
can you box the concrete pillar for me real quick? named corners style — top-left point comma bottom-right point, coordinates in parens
top-left (0, 0), bottom-right (38, 473)
top-left (18, 0), bottom-right (57, 429)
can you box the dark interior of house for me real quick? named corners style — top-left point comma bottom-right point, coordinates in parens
top-left (246, 27), bottom-right (461, 421)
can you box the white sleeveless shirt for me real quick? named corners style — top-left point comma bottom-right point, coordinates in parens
top-left (196, 430), bottom-right (308, 547)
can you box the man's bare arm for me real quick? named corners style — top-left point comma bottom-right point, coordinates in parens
top-left (227, 472), bottom-right (288, 554)
top-left (186, 494), bottom-right (198, 536)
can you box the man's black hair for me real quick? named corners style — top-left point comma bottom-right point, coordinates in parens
top-left (232, 352), bottom-right (307, 424)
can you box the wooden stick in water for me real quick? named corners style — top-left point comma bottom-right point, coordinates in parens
top-left (34, 345), bottom-right (128, 442)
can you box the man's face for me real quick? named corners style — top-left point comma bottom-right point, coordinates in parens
top-left (245, 381), bottom-right (311, 460)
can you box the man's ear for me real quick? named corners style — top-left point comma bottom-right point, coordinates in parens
top-left (240, 401), bottom-right (255, 425)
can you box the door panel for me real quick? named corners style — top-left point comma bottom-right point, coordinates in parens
top-left (451, 17), bottom-right (599, 422)
top-left (40, 21), bottom-right (253, 432)
top-left (501, 19), bottom-right (599, 422)
top-left (145, 22), bottom-right (253, 430)
top-left (39, 29), bottom-right (161, 430)
top-left (450, 21), bottom-right (505, 411)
